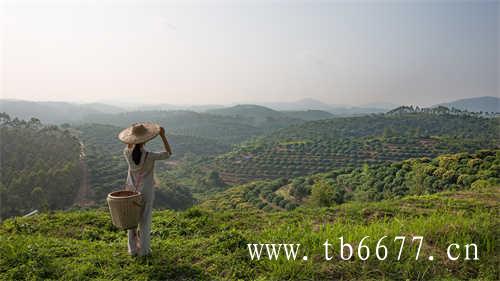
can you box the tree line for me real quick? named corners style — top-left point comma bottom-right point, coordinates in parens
top-left (0, 113), bottom-right (82, 219)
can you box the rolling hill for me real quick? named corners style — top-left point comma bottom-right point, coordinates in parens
top-left (206, 104), bottom-right (301, 127)
top-left (0, 100), bottom-right (105, 124)
top-left (207, 104), bottom-right (337, 123)
top-left (76, 123), bottom-right (230, 205)
top-left (0, 115), bottom-right (82, 219)
top-left (82, 110), bottom-right (267, 144)
top-left (281, 110), bottom-right (335, 121)
top-left (0, 101), bottom-right (303, 144)
top-left (82, 107), bottom-right (338, 145)
top-left (437, 96), bottom-right (500, 113)
top-left (262, 98), bottom-right (389, 115)
top-left (211, 109), bottom-right (499, 183)
top-left (1, 103), bottom-right (499, 280)
top-left (202, 150), bottom-right (500, 211)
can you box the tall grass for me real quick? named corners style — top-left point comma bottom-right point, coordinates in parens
top-left (0, 187), bottom-right (498, 280)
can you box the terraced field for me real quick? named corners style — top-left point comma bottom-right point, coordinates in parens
top-left (213, 113), bottom-right (499, 184)
top-left (204, 149), bottom-right (500, 211)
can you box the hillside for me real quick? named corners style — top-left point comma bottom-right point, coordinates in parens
top-left (207, 104), bottom-right (289, 120)
top-left (81, 103), bottom-right (126, 114)
top-left (1, 186), bottom-right (497, 280)
top-left (0, 100), bottom-right (105, 124)
top-left (212, 111), bottom-right (499, 183)
top-left (0, 114), bottom-right (82, 219)
top-left (1, 109), bottom-right (498, 280)
top-left (437, 96), bottom-right (500, 113)
top-left (281, 110), bottom-right (335, 121)
top-left (261, 98), bottom-right (389, 115)
top-left (0, 100), bottom-right (297, 144)
top-left (207, 104), bottom-right (336, 124)
top-left (76, 123), bottom-right (228, 208)
top-left (202, 150), bottom-right (500, 211)
top-left (82, 110), bottom-right (277, 144)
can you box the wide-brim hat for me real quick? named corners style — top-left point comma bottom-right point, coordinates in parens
top-left (118, 122), bottom-right (160, 144)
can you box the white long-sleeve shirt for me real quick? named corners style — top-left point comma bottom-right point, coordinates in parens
top-left (123, 146), bottom-right (171, 195)
top-left (123, 146), bottom-right (170, 256)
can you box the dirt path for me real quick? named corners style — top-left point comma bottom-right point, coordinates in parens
top-left (74, 142), bottom-right (95, 207)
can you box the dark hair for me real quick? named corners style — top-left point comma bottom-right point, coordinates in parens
top-left (132, 144), bottom-right (143, 165)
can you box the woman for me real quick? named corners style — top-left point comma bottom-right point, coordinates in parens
top-left (118, 123), bottom-right (172, 256)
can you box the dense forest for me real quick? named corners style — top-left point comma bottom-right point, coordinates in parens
top-left (0, 114), bottom-right (81, 219)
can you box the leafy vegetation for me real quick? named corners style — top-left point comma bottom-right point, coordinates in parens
top-left (203, 150), bottom-right (500, 212)
top-left (0, 114), bottom-right (81, 219)
top-left (83, 110), bottom-right (275, 145)
top-left (81, 105), bottom-right (340, 146)
top-left (213, 111), bottom-right (499, 183)
top-left (1, 103), bottom-right (499, 280)
top-left (76, 123), bottom-right (222, 209)
top-left (1, 187), bottom-right (498, 280)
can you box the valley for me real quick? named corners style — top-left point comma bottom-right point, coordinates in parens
top-left (0, 98), bottom-right (499, 280)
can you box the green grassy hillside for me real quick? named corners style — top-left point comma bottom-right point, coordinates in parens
top-left (1, 187), bottom-right (498, 280)
top-left (212, 112), bottom-right (499, 183)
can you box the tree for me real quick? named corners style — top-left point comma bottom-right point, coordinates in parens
top-left (205, 170), bottom-right (226, 188)
top-left (30, 187), bottom-right (47, 210)
top-left (310, 180), bottom-right (336, 207)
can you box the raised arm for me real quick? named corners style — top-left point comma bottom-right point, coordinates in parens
top-left (159, 127), bottom-right (172, 155)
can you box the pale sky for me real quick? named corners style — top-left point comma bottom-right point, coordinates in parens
top-left (1, 0), bottom-right (498, 106)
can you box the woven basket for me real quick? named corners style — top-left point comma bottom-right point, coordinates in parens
top-left (107, 190), bottom-right (144, 230)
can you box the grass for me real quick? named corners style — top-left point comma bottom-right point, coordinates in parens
top-left (1, 187), bottom-right (498, 280)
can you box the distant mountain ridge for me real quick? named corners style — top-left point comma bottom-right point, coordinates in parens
top-left (206, 104), bottom-right (337, 126)
top-left (259, 98), bottom-right (391, 114)
top-left (281, 110), bottom-right (335, 121)
top-left (2, 96), bottom-right (496, 126)
top-left (0, 100), bottom-right (106, 124)
top-left (206, 104), bottom-right (290, 123)
top-left (436, 96), bottom-right (499, 113)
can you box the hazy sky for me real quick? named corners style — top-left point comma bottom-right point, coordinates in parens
top-left (1, 0), bottom-right (498, 106)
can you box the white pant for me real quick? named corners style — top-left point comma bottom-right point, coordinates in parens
top-left (127, 187), bottom-right (154, 256)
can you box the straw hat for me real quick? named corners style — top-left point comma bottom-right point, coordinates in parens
top-left (118, 123), bottom-right (160, 144)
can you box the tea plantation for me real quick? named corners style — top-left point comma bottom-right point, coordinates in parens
top-left (213, 113), bottom-right (499, 183)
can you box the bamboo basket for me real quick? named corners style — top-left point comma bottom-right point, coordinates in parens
top-left (106, 190), bottom-right (144, 230)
